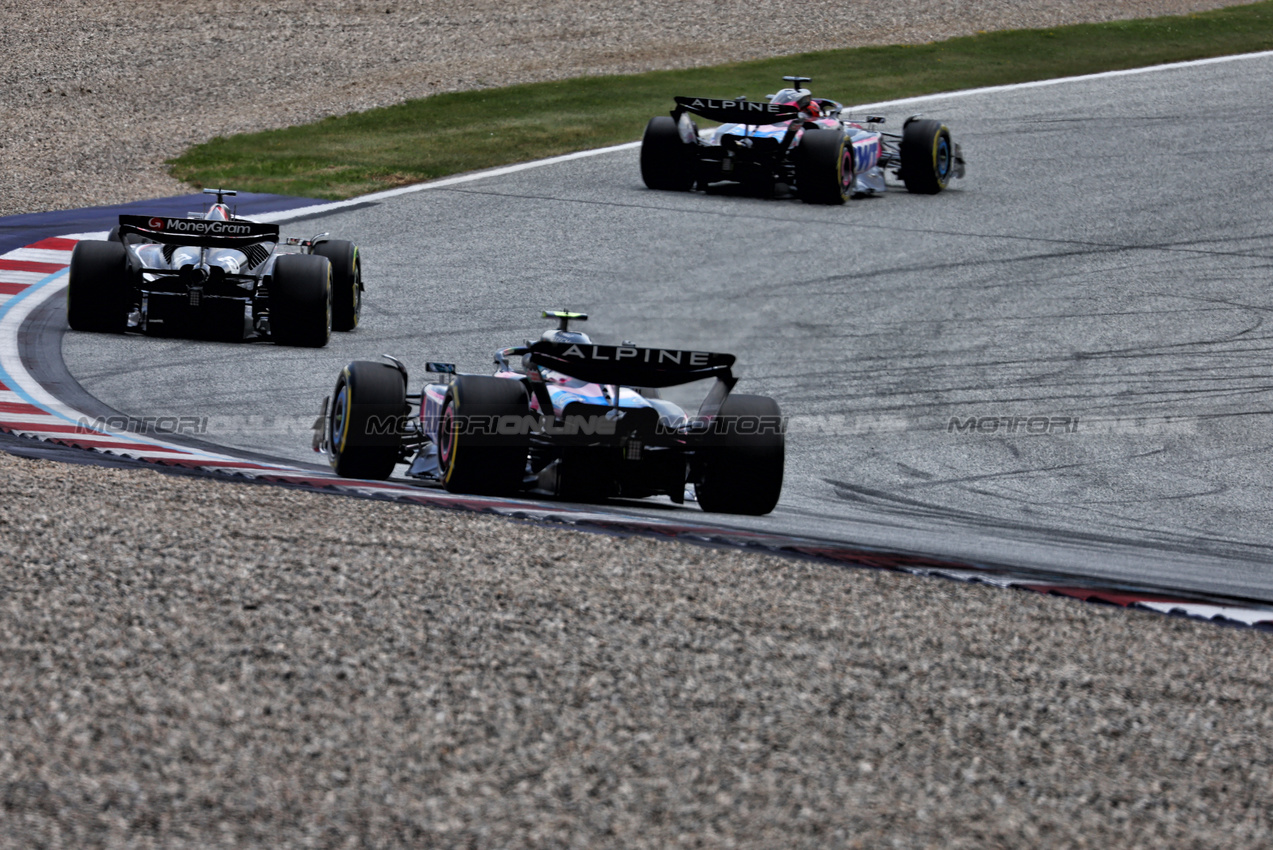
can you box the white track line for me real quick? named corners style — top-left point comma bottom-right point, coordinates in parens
top-left (849, 48), bottom-right (1273, 111)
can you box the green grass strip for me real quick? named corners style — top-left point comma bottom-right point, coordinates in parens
top-left (169, 2), bottom-right (1273, 199)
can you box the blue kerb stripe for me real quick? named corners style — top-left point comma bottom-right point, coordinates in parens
top-left (0, 266), bottom-right (72, 418)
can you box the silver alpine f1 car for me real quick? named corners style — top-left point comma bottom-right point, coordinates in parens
top-left (641, 75), bottom-right (966, 203)
top-left (66, 188), bottom-right (363, 346)
top-left (315, 311), bottom-right (785, 515)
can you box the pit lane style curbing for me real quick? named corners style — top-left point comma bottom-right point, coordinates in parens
top-left (2, 227), bottom-right (1271, 631)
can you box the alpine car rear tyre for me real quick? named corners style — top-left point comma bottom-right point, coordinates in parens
top-left (900, 118), bottom-right (954, 195)
top-left (328, 360), bottom-right (407, 480)
top-left (271, 253), bottom-right (332, 347)
top-left (797, 129), bottom-right (852, 205)
top-left (66, 240), bottom-right (131, 334)
top-left (695, 394), bottom-right (784, 515)
top-left (640, 116), bottom-right (694, 191)
top-left (438, 375), bottom-right (531, 496)
top-left (312, 239), bottom-right (361, 332)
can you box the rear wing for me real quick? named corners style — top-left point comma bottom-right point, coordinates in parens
top-left (673, 96), bottom-right (798, 126)
top-left (526, 340), bottom-right (736, 390)
top-left (116, 214), bottom-right (279, 249)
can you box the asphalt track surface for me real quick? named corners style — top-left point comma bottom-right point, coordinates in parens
top-left (63, 55), bottom-right (1273, 601)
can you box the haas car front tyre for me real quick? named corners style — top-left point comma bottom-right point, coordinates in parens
top-left (67, 240), bottom-right (131, 333)
top-left (695, 394), bottom-right (784, 516)
top-left (312, 239), bottom-right (362, 332)
top-left (900, 118), bottom-right (955, 194)
top-left (438, 375), bottom-right (530, 496)
top-left (328, 360), bottom-right (407, 480)
top-left (271, 253), bottom-right (332, 347)
top-left (797, 129), bottom-right (852, 205)
top-left (640, 116), bottom-right (694, 192)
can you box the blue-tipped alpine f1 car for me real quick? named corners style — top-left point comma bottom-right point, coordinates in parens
top-left (641, 75), bottom-right (966, 203)
top-left (315, 311), bottom-right (785, 515)
top-left (66, 188), bottom-right (363, 346)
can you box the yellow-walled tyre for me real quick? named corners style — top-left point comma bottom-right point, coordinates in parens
top-left (328, 360), bottom-right (407, 480)
top-left (313, 240), bottom-right (361, 332)
top-left (797, 128), bottom-right (852, 205)
top-left (640, 116), bottom-right (694, 192)
top-left (271, 253), bottom-right (332, 347)
top-left (695, 394), bottom-right (784, 515)
top-left (67, 240), bottom-right (131, 333)
top-left (438, 375), bottom-right (530, 496)
top-left (900, 118), bottom-right (955, 194)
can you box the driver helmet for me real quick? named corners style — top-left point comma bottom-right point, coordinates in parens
top-left (770, 88), bottom-right (819, 119)
top-left (541, 329), bottom-right (592, 345)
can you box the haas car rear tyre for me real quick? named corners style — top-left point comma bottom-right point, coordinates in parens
top-left (640, 116), bottom-right (694, 192)
top-left (900, 118), bottom-right (955, 194)
top-left (695, 394), bottom-right (784, 515)
top-left (271, 253), bottom-right (332, 347)
top-left (438, 375), bottom-right (531, 496)
top-left (797, 129), bottom-right (852, 205)
top-left (67, 240), bottom-right (131, 333)
top-left (328, 360), bottom-right (408, 480)
top-left (312, 239), bottom-right (361, 332)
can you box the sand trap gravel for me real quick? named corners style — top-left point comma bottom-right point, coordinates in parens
top-left (0, 451), bottom-right (1270, 848)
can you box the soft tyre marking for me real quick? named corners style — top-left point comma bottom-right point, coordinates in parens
top-left (350, 247), bottom-right (361, 328)
top-left (932, 126), bottom-right (952, 190)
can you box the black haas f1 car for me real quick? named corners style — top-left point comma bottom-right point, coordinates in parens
top-left (641, 75), bottom-right (966, 204)
top-left (66, 188), bottom-right (363, 346)
top-left (315, 311), bottom-right (785, 515)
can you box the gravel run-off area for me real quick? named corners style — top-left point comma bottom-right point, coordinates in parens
top-left (2, 453), bottom-right (1271, 848)
top-left (2, 1), bottom-right (1271, 847)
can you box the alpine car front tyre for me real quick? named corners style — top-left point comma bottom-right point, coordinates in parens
top-left (328, 360), bottom-right (407, 480)
top-left (438, 375), bottom-right (531, 496)
top-left (796, 129), bottom-right (852, 205)
top-left (312, 239), bottom-right (362, 332)
top-left (900, 118), bottom-right (955, 195)
top-left (66, 240), bottom-right (131, 334)
top-left (695, 394), bottom-right (784, 516)
top-left (640, 116), bottom-right (694, 192)
top-left (271, 253), bottom-right (332, 347)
